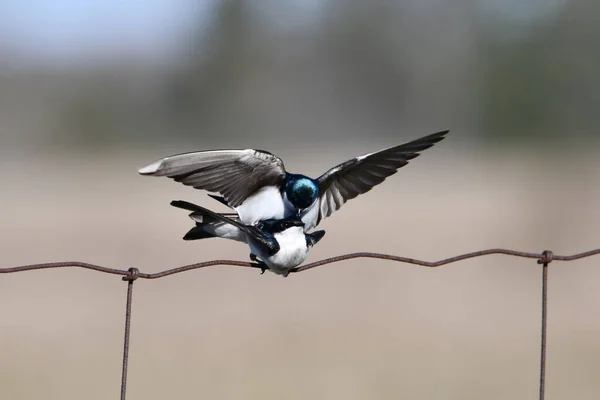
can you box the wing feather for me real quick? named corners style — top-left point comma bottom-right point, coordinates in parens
top-left (317, 130), bottom-right (448, 222)
top-left (139, 149), bottom-right (286, 207)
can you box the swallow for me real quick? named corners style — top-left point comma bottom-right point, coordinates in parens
top-left (170, 200), bottom-right (325, 277)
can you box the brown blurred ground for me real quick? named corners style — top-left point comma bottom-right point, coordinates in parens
top-left (1, 147), bottom-right (599, 400)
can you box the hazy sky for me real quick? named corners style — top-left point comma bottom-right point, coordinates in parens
top-left (0, 0), bottom-right (211, 63)
top-left (0, 0), bottom-right (568, 65)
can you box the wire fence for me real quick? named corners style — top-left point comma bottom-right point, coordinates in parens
top-left (2, 247), bottom-right (600, 400)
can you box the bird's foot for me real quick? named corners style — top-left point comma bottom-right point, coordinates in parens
top-left (249, 260), bottom-right (269, 275)
top-left (249, 254), bottom-right (268, 274)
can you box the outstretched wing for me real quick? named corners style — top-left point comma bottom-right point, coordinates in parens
top-left (306, 230), bottom-right (326, 247)
top-left (140, 149), bottom-right (286, 207)
top-left (170, 200), bottom-right (280, 255)
top-left (316, 130), bottom-right (449, 223)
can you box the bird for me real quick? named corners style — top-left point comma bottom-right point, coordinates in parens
top-left (139, 130), bottom-right (448, 232)
top-left (170, 200), bottom-right (326, 277)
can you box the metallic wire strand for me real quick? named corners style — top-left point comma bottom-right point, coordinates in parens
top-left (1, 248), bottom-right (599, 277)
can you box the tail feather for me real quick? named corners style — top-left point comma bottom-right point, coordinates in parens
top-left (170, 199), bottom-right (238, 223)
top-left (171, 200), bottom-right (248, 233)
top-left (183, 225), bottom-right (216, 241)
top-left (171, 199), bottom-right (206, 213)
top-left (189, 211), bottom-right (239, 224)
top-left (171, 200), bottom-right (247, 243)
top-left (171, 200), bottom-right (278, 255)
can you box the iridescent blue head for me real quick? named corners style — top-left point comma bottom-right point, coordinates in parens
top-left (284, 174), bottom-right (319, 210)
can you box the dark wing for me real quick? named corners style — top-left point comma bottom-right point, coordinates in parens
top-left (170, 200), bottom-right (280, 255)
top-left (306, 230), bottom-right (326, 247)
top-left (316, 130), bottom-right (448, 223)
top-left (140, 149), bottom-right (286, 207)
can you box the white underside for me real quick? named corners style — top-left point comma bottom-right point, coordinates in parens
top-left (235, 186), bottom-right (290, 224)
top-left (249, 226), bottom-right (309, 276)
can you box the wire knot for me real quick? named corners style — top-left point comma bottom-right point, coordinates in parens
top-left (122, 267), bottom-right (140, 281)
top-left (538, 250), bottom-right (554, 265)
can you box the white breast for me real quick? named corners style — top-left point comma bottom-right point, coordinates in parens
top-left (235, 186), bottom-right (289, 225)
top-left (260, 227), bottom-right (308, 275)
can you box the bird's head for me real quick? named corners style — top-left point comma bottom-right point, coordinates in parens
top-left (284, 174), bottom-right (319, 211)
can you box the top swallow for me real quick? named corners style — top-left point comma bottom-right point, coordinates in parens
top-left (139, 130), bottom-right (449, 231)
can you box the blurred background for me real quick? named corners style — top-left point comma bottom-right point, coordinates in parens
top-left (1, 1), bottom-right (599, 399)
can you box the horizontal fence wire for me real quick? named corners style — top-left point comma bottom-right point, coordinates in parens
top-left (2, 248), bottom-right (600, 400)
top-left (4, 248), bottom-right (600, 278)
